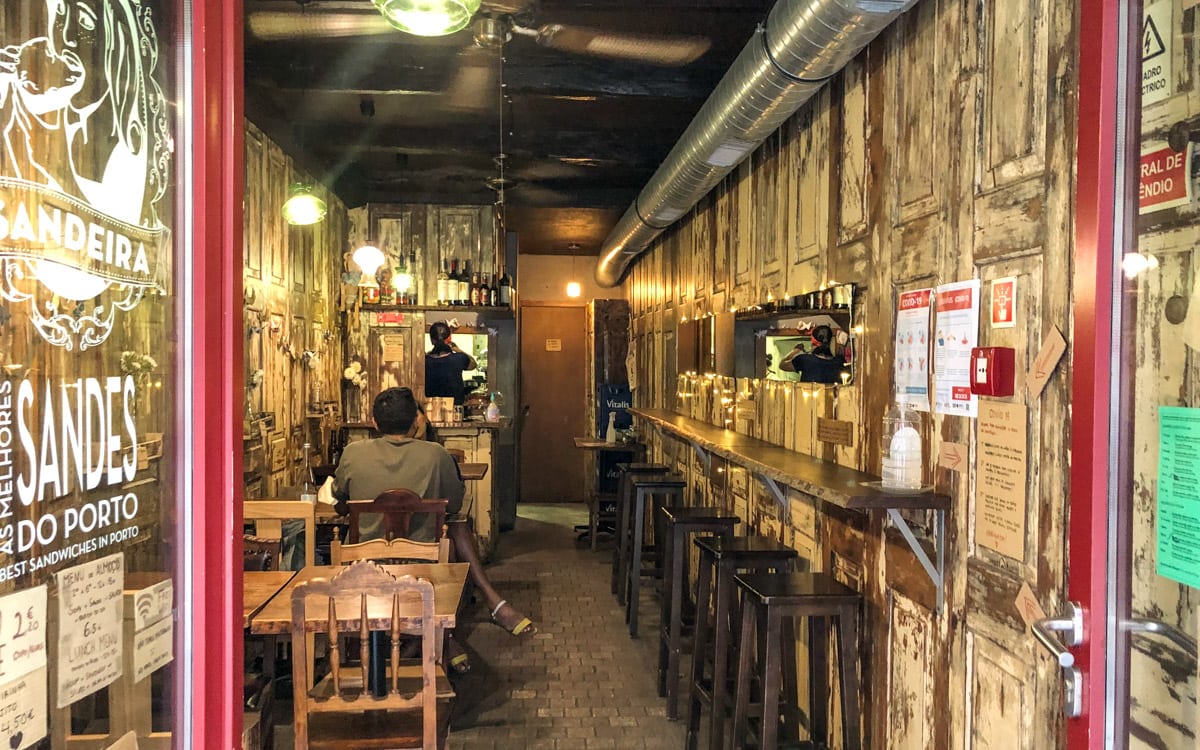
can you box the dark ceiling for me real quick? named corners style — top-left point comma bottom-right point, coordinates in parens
top-left (243, 0), bottom-right (775, 254)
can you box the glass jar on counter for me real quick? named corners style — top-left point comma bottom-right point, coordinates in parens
top-left (881, 402), bottom-right (923, 490)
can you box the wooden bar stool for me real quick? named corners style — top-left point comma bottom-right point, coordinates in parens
top-left (731, 572), bottom-right (862, 750)
top-left (625, 474), bottom-right (686, 637)
top-left (686, 536), bottom-right (798, 750)
top-left (657, 506), bottom-right (739, 720)
top-left (612, 463), bottom-right (670, 601)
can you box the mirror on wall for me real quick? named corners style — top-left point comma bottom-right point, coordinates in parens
top-left (677, 318), bottom-right (700, 374)
top-left (425, 325), bottom-right (492, 410)
top-left (734, 286), bottom-right (858, 384)
top-left (678, 312), bottom-right (734, 377)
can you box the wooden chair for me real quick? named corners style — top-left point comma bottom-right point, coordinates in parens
top-left (290, 561), bottom-right (454, 750)
top-left (331, 536), bottom-right (450, 565)
top-left (243, 534), bottom-right (283, 571)
top-left (346, 490), bottom-right (449, 543)
top-left (445, 448), bottom-right (466, 465)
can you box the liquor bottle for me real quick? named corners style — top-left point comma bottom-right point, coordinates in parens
top-left (458, 260), bottom-right (471, 306)
top-left (405, 252), bottom-right (417, 305)
top-left (448, 259), bottom-right (460, 305)
top-left (488, 274), bottom-right (498, 306)
top-left (480, 273), bottom-right (492, 306)
top-left (393, 255), bottom-right (407, 305)
top-left (437, 259), bottom-right (449, 305)
top-left (498, 267), bottom-right (511, 307)
top-left (299, 443), bottom-right (317, 503)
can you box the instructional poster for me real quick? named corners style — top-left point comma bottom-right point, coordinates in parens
top-left (934, 280), bottom-right (980, 417)
top-left (55, 553), bottom-right (125, 708)
top-left (976, 401), bottom-right (1028, 560)
top-left (1157, 407), bottom-right (1200, 588)
top-left (895, 289), bottom-right (932, 411)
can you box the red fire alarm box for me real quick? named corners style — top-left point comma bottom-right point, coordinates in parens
top-left (970, 346), bottom-right (1015, 397)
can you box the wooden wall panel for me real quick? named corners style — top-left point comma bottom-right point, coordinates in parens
top-left (966, 634), bottom-right (1037, 750)
top-left (621, 0), bottom-right (1078, 744)
top-left (887, 594), bottom-right (934, 750)
top-left (835, 58), bottom-right (871, 246)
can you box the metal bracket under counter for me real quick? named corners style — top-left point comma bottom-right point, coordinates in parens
top-left (886, 508), bottom-right (946, 613)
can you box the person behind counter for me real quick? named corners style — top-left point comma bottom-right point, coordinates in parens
top-left (333, 387), bottom-right (536, 672)
top-left (425, 321), bottom-right (476, 406)
top-left (780, 324), bottom-right (846, 384)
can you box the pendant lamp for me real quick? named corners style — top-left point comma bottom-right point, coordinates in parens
top-left (282, 183), bottom-right (327, 226)
top-left (372, 0), bottom-right (481, 37)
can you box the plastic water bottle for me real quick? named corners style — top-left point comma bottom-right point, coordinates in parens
top-left (881, 403), bottom-right (923, 490)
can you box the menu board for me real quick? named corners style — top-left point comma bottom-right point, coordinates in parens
top-left (55, 554), bottom-right (125, 707)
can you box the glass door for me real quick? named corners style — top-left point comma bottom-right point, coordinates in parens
top-left (1107, 0), bottom-right (1198, 745)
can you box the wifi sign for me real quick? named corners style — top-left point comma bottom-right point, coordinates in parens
top-left (132, 579), bottom-right (173, 631)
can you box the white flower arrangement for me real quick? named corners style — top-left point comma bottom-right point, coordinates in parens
top-left (343, 359), bottom-right (366, 388)
top-left (120, 351), bottom-right (158, 375)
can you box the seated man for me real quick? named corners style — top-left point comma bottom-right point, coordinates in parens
top-left (332, 387), bottom-right (536, 670)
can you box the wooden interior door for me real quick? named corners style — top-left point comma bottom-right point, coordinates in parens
top-left (519, 304), bottom-right (587, 503)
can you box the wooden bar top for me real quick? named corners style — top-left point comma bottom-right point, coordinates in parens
top-left (629, 407), bottom-right (949, 512)
top-left (247, 562), bottom-right (469, 635)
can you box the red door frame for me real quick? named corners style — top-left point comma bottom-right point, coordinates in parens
top-left (190, 0), bottom-right (244, 747)
top-left (1070, 0), bottom-right (1140, 745)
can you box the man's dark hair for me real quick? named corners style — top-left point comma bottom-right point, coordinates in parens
top-left (373, 387), bottom-right (418, 435)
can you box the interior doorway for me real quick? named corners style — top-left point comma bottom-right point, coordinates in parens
top-left (519, 304), bottom-right (587, 503)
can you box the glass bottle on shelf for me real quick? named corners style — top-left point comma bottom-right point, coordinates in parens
top-left (448, 259), bottom-right (460, 305)
top-left (498, 266), bottom-right (511, 307)
top-left (437, 259), bottom-right (449, 305)
top-left (405, 252), bottom-right (417, 305)
top-left (393, 255), bottom-right (407, 305)
top-left (480, 273), bottom-right (492, 306)
top-left (470, 267), bottom-right (481, 306)
top-left (299, 442), bottom-right (317, 503)
top-left (458, 260), bottom-right (471, 306)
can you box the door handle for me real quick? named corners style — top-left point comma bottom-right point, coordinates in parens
top-left (1032, 601), bottom-right (1083, 718)
top-left (1123, 618), bottom-right (1198, 660)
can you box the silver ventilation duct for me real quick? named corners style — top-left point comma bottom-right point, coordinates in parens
top-left (594, 0), bottom-right (915, 287)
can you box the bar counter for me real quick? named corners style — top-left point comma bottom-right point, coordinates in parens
top-left (629, 407), bottom-right (951, 610)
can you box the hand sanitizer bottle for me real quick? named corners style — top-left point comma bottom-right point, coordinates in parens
top-left (881, 403), bottom-right (923, 490)
top-left (605, 412), bottom-right (618, 444)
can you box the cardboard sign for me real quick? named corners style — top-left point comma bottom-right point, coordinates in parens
top-left (545, 339), bottom-right (562, 352)
top-left (1027, 327), bottom-right (1067, 398)
top-left (816, 418), bottom-right (854, 447)
top-left (1139, 145), bottom-right (1192, 214)
top-left (938, 442), bottom-right (969, 473)
top-left (1014, 582), bottom-right (1047, 632)
top-left (976, 402), bottom-right (1028, 561)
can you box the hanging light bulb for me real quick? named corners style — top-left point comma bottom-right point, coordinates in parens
top-left (352, 244), bottom-right (386, 286)
top-left (565, 242), bottom-right (582, 298)
top-left (373, 0), bottom-right (481, 37)
top-left (281, 183), bottom-right (326, 225)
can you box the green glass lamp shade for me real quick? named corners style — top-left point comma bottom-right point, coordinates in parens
top-left (282, 184), bottom-right (327, 225)
top-left (372, 0), bottom-right (481, 37)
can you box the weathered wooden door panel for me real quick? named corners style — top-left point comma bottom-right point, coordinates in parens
top-left (835, 58), bottom-right (871, 247)
top-left (732, 160), bottom-right (757, 306)
top-left (245, 125), bottom-right (264, 276)
top-left (966, 634), bottom-right (1039, 750)
top-left (787, 98), bottom-right (828, 298)
top-left (266, 143), bottom-right (287, 284)
top-left (886, 594), bottom-right (935, 750)
top-left (888, 0), bottom-right (945, 225)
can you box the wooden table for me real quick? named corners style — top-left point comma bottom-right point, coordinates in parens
top-left (247, 562), bottom-right (469, 635)
top-left (243, 570), bottom-right (298, 629)
top-left (573, 437), bottom-right (643, 550)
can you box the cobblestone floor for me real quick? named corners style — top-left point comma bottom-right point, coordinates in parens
top-left (273, 503), bottom-right (692, 750)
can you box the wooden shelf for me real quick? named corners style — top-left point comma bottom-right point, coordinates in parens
top-left (630, 406), bottom-right (950, 611)
top-left (356, 303), bottom-right (513, 318)
top-left (628, 408), bottom-right (948, 512)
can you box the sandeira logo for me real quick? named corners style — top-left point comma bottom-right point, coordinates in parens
top-left (0, 0), bottom-right (171, 350)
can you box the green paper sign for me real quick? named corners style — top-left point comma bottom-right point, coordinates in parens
top-left (1157, 407), bottom-right (1200, 588)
